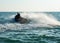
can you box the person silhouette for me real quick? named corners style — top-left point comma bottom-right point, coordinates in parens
top-left (15, 12), bottom-right (20, 21)
top-left (15, 12), bottom-right (30, 24)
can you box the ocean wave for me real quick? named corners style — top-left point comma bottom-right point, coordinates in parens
top-left (0, 34), bottom-right (59, 43)
top-left (0, 12), bottom-right (60, 43)
top-left (0, 37), bottom-right (22, 43)
top-left (0, 12), bottom-right (60, 32)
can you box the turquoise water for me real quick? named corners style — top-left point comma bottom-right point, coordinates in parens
top-left (0, 12), bottom-right (60, 43)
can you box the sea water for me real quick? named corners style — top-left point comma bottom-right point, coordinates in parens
top-left (0, 12), bottom-right (60, 43)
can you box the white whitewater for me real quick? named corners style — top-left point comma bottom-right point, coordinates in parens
top-left (0, 13), bottom-right (60, 31)
top-left (21, 13), bottom-right (60, 25)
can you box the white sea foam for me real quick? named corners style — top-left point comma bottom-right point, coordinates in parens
top-left (0, 13), bottom-right (60, 31)
top-left (21, 13), bottom-right (60, 25)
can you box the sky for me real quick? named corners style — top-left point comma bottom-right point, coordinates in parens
top-left (0, 0), bottom-right (60, 12)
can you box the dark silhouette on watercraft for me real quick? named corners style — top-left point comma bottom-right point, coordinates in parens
top-left (15, 12), bottom-right (29, 24)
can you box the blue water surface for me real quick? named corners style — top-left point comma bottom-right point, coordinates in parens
top-left (0, 12), bottom-right (60, 43)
